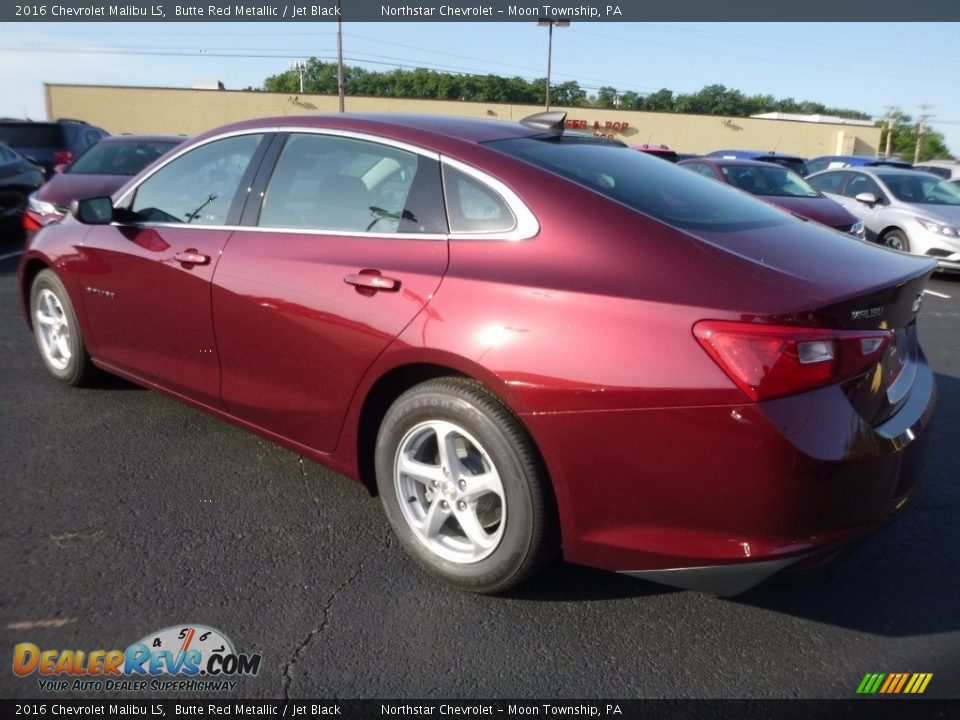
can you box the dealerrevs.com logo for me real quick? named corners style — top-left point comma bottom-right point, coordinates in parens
top-left (13, 624), bottom-right (261, 692)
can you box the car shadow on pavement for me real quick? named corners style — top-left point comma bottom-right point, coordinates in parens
top-left (507, 557), bottom-right (676, 602)
top-left (732, 371), bottom-right (960, 637)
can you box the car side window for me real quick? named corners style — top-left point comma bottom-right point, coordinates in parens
top-left (808, 171), bottom-right (845, 195)
top-left (842, 174), bottom-right (883, 201)
top-left (259, 133), bottom-right (447, 234)
top-left (695, 164), bottom-right (716, 178)
top-left (442, 165), bottom-right (516, 234)
top-left (130, 134), bottom-right (263, 225)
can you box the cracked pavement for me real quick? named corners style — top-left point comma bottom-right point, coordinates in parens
top-left (1, 244), bottom-right (958, 699)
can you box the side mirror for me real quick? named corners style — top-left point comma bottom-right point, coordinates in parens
top-left (53, 163), bottom-right (69, 174)
top-left (72, 196), bottom-right (114, 225)
top-left (854, 192), bottom-right (879, 206)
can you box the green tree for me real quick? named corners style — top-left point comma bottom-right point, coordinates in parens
top-left (642, 89), bottom-right (675, 112)
top-left (878, 113), bottom-right (952, 161)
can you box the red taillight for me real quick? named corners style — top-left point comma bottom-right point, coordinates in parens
top-left (53, 149), bottom-right (73, 165)
top-left (693, 320), bottom-right (891, 401)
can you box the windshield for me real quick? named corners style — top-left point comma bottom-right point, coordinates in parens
top-left (486, 136), bottom-right (791, 233)
top-left (720, 164), bottom-right (820, 198)
top-left (68, 140), bottom-right (178, 175)
top-left (882, 174), bottom-right (960, 206)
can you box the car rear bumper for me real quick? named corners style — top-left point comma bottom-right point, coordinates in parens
top-left (525, 351), bottom-right (936, 593)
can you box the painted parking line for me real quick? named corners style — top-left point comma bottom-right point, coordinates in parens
top-left (923, 289), bottom-right (952, 299)
top-left (0, 250), bottom-right (23, 262)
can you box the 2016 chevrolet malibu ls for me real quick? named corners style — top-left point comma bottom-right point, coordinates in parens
top-left (19, 113), bottom-right (936, 595)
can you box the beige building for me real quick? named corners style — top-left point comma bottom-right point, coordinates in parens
top-left (46, 83), bottom-right (881, 158)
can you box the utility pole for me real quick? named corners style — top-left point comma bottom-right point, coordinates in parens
top-left (537, 17), bottom-right (569, 111)
top-left (915, 104), bottom-right (932, 164)
top-left (883, 106), bottom-right (898, 158)
top-left (336, 0), bottom-right (345, 112)
top-left (290, 60), bottom-right (307, 93)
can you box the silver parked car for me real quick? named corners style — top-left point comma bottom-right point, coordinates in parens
top-left (913, 159), bottom-right (960, 181)
top-left (807, 166), bottom-right (960, 272)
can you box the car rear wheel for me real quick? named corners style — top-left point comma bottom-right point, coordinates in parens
top-left (30, 269), bottom-right (95, 386)
top-left (375, 377), bottom-right (556, 593)
top-left (881, 229), bottom-right (910, 253)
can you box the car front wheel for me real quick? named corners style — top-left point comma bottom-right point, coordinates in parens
top-left (30, 269), bottom-right (95, 386)
top-left (375, 377), bottom-right (556, 593)
top-left (881, 229), bottom-right (910, 253)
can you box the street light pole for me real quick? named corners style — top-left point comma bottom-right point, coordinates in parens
top-left (537, 17), bottom-right (569, 111)
top-left (336, 0), bottom-right (344, 112)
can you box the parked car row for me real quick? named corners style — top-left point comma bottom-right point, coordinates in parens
top-left (634, 140), bottom-right (960, 272)
top-left (19, 110), bottom-right (937, 596)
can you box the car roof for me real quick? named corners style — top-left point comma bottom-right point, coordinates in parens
top-left (707, 149), bottom-right (806, 161)
top-left (914, 159), bottom-right (960, 167)
top-left (99, 134), bottom-right (185, 144)
top-left (200, 113), bottom-right (543, 146)
top-left (684, 157), bottom-right (798, 170)
top-left (812, 166), bottom-right (939, 180)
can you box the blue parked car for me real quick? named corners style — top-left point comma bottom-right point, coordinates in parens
top-left (705, 149), bottom-right (809, 177)
top-left (0, 119), bottom-right (109, 176)
top-left (805, 155), bottom-right (912, 175)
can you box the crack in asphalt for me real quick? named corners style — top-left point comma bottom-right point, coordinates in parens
top-left (281, 524), bottom-right (392, 699)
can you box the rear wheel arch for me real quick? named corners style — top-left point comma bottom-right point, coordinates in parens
top-left (20, 258), bottom-right (51, 329)
top-left (355, 363), bottom-right (546, 499)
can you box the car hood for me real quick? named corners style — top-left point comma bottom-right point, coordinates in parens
top-left (894, 202), bottom-right (960, 224)
top-left (765, 196), bottom-right (858, 229)
top-left (35, 173), bottom-right (131, 209)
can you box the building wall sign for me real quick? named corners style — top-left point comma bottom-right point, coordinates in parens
top-left (565, 119), bottom-right (630, 137)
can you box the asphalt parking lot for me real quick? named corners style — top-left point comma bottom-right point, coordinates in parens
top-left (1, 234), bottom-right (958, 700)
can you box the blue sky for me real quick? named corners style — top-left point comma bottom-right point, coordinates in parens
top-left (1, 21), bottom-right (958, 156)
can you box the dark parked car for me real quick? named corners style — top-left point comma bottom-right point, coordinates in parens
top-left (23, 134), bottom-right (184, 235)
top-left (704, 149), bottom-right (809, 176)
top-left (806, 155), bottom-right (912, 175)
top-left (0, 119), bottom-right (109, 176)
top-left (679, 157), bottom-right (864, 237)
top-left (0, 141), bottom-right (44, 239)
top-left (20, 113), bottom-right (936, 596)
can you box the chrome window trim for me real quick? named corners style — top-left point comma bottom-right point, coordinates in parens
top-left (112, 125), bottom-right (539, 243)
top-left (440, 156), bottom-right (540, 242)
top-left (100, 220), bottom-right (447, 243)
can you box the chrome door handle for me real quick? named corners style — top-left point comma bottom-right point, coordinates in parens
top-left (344, 272), bottom-right (400, 292)
top-left (174, 250), bottom-right (210, 266)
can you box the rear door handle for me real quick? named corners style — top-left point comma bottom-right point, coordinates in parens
top-left (174, 250), bottom-right (210, 266)
top-left (344, 271), bottom-right (400, 292)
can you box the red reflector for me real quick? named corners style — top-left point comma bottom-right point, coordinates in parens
top-left (693, 321), bottom-right (891, 401)
top-left (22, 211), bottom-right (43, 232)
top-left (53, 149), bottom-right (73, 165)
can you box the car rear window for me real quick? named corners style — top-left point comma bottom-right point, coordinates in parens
top-left (486, 135), bottom-right (790, 233)
top-left (68, 141), bottom-right (178, 175)
top-left (0, 123), bottom-right (63, 148)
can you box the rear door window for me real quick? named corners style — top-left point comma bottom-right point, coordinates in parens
top-left (258, 133), bottom-right (447, 234)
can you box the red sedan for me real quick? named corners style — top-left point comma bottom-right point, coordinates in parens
top-left (19, 113), bottom-right (936, 595)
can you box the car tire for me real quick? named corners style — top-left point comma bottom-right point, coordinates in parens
top-left (375, 377), bottom-right (556, 594)
top-left (30, 269), bottom-right (95, 386)
top-left (881, 229), bottom-right (910, 253)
